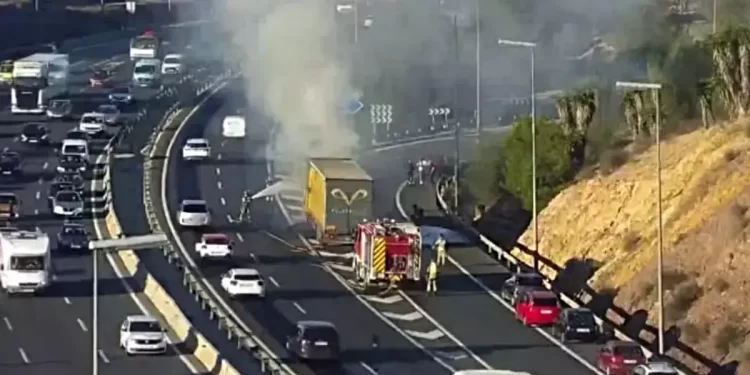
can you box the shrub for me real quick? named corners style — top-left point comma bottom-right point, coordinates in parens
top-left (713, 323), bottom-right (745, 355)
top-left (666, 280), bottom-right (702, 319)
top-left (681, 321), bottom-right (706, 343)
top-left (599, 149), bottom-right (629, 175)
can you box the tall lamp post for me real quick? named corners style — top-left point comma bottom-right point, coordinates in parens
top-left (497, 38), bottom-right (538, 267)
top-left (475, 0), bottom-right (481, 135)
top-left (615, 81), bottom-right (664, 355)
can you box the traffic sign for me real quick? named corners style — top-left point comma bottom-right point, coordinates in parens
top-left (343, 98), bottom-right (364, 114)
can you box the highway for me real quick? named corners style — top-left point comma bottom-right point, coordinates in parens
top-left (0, 27), bottom-right (198, 375)
top-left (165, 96), bottom-right (456, 375)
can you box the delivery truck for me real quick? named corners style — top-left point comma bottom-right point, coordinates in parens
top-left (304, 158), bottom-right (373, 244)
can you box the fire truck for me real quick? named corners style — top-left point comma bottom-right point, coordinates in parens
top-left (352, 220), bottom-right (422, 287)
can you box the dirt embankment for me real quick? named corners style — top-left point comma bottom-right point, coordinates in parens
top-left (517, 118), bottom-right (750, 373)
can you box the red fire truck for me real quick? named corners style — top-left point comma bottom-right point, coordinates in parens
top-left (352, 221), bottom-right (422, 287)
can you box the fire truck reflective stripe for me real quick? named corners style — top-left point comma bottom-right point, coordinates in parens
top-left (372, 236), bottom-right (386, 275)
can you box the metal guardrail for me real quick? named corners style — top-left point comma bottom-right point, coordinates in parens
top-left (137, 72), bottom-right (291, 374)
top-left (433, 178), bottom-right (706, 375)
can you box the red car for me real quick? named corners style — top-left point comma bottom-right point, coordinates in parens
top-left (89, 69), bottom-right (109, 87)
top-left (597, 340), bottom-right (646, 375)
top-left (514, 290), bottom-right (560, 326)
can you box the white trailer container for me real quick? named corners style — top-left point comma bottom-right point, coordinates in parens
top-left (11, 53), bottom-right (69, 114)
top-left (0, 228), bottom-right (51, 294)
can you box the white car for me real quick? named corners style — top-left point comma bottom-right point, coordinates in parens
top-left (221, 268), bottom-right (265, 298)
top-left (161, 54), bottom-right (184, 74)
top-left (94, 104), bottom-right (120, 125)
top-left (177, 199), bottom-right (211, 227)
top-left (195, 233), bottom-right (233, 259)
top-left (79, 113), bottom-right (105, 135)
top-left (119, 315), bottom-right (167, 355)
top-left (222, 115), bottom-right (246, 138)
top-left (182, 138), bottom-right (211, 160)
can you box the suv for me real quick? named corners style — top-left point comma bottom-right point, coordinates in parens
top-left (195, 233), bottom-right (233, 260)
top-left (178, 199), bottom-right (210, 227)
top-left (514, 290), bottom-right (560, 326)
top-left (286, 321), bottom-right (340, 362)
top-left (119, 315), bottom-right (167, 355)
top-left (553, 307), bottom-right (599, 343)
top-left (597, 340), bottom-right (646, 375)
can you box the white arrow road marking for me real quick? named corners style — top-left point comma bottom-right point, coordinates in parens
top-left (382, 311), bottom-right (423, 322)
top-left (436, 350), bottom-right (468, 361)
top-left (404, 329), bottom-right (445, 341)
top-left (364, 294), bottom-right (403, 305)
top-left (326, 262), bottom-right (354, 273)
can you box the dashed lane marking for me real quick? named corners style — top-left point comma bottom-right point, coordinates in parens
top-left (268, 276), bottom-right (280, 287)
top-left (18, 348), bottom-right (29, 364)
top-left (236, 233), bottom-right (244, 242)
top-left (42, 162), bottom-right (48, 169)
top-left (220, 197), bottom-right (226, 206)
top-left (292, 302), bottom-right (307, 314)
top-left (77, 318), bottom-right (88, 332)
top-left (64, 297), bottom-right (72, 305)
top-left (215, 168), bottom-right (221, 176)
top-left (3, 317), bottom-right (12, 331)
top-left (98, 349), bottom-right (110, 364)
top-left (217, 181), bottom-right (222, 189)
top-left (35, 191), bottom-right (40, 200)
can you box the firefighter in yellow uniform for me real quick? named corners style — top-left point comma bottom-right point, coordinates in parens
top-left (426, 259), bottom-right (438, 294)
top-left (434, 234), bottom-right (447, 266)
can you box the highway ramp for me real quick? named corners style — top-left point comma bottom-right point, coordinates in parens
top-left (0, 28), bottom-right (198, 375)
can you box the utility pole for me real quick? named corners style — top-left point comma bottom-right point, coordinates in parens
top-left (475, 0), bottom-right (481, 135)
top-left (452, 14), bottom-right (460, 116)
top-left (454, 122), bottom-right (460, 211)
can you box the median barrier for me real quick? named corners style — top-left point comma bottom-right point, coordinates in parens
top-left (430, 178), bottom-right (714, 375)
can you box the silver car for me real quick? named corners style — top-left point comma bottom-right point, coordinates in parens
top-left (94, 104), bottom-right (120, 125)
top-left (178, 199), bottom-right (211, 227)
top-left (46, 99), bottom-right (72, 119)
top-left (52, 190), bottom-right (84, 217)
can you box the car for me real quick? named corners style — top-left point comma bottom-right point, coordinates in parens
top-left (195, 233), bottom-right (233, 260)
top-left (181, 138), bottom-right (210, 160)
top-left (119, 315), bottom-right (167, 355)
top-left (52, 171), bottom-right (85, 192)
top-left (52, 190), bottom-right (84, 217)
top-left (178, 200), bottom-right (210, 227)
top-left (109, 86), bottom-right (134, 104)
top-left (632, 359), bottom-right (679, 375)
top-left (56, 223), bottom-right (89, 251)
top-left (48, 181), bottom-right (75, 201)
top-left (161, 53), bottom-right (184, 74)
top-left (597, 340), bottom-right (647, 375)
top-left (285, 321), bottom-right (340, 362)
top-left (60, 139), bottom-right (90, 163)
top-left (79, 113), bottom-right (106, 136)
top-left (64, 129), bottom-right (90, 142)
top-left (90, 69), bottom-right (110, 87)
top-left (0, 151), bottom-right (21, 177)
top-left (220, 268), bottom-right (265, 298)
top-left (501, 272), bottom-right (545, 304)
top-left (514, 290), bottom-right (560, 326)
top-left (0, 192), bottom-right (19, 220)
top-left (20, 123), bottom-right (50, 145)
top-left (57, 154), bottom-right (87, 174)
top-left (94, 104), bottom-right (120, 125)
top-left (46, 99), bottom-right (72, 119)
top-left (222, 115), bottom-right (246, 138)
top-left (553, 307), bottom-right (599, 343)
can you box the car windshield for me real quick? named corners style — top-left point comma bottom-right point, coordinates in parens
top-left (0, 195), bottom-right (16, 204)
top-left (57, 192), bottom-right (80, 202)
top-left (235, 274), bottom-right (261, 281)
top-left (53, 183), bottom-right (74, 192)
top-left (518, 275), bottom-right (544, 287)
top-left (534, 297), bottom-right (558, 307)
top-left (182, 203), bottom-right (207, 213)
top-left (10, 255), bottom-right (44, 271)
top-left (614, 345), bottom-right (643, 357)
top-left (63, 145), bottom-right (86, 154)
top-left (302, 327), bottom-right (338, 342)
top-left (205, 236), bottom-right (228, 245)
top-left (130, 321), bottom-right (161, 332)
top-left (63, 226), bottom-right (85, 235)
top-left (82, 115), bottom-right (102, 123)
top-left (188, 141), bottom-right (207, 148)
top-left (23, 124), bottom-right (43, 135)
top-left (112, 87), bottom-right (130, 94)
top-left (51, 100), bottom-right (70, 109)
top-left (132, 37), bottom-right (158, 49)
top-left (164, 57), bottom-right (180, 64)
top-left (567, 310), bottom-right (596, 326)
top-left (134, 65), bottom-right (156, 74)
top-left (66, 131), bottom-right (86, 140)
top-left (61, 155), bottom-right (82, 164)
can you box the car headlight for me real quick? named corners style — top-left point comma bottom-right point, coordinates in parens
top-left (56, 166), bottom-right (65, 172)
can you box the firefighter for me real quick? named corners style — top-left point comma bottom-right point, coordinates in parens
top-left (426, 259), bottom-right (438, 294)
top-left (406, 160), bottom-right (415, 185)
top-left (417, 158), bottom-right (425, 185)
top-left (434, 234), bottom-right (447, 266)
top-left (238, 190), bottom-right (253, 223)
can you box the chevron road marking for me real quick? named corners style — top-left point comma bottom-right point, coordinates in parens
top-left (318, 251), bottom-right (355, 259)
top-left (325, 262), bottom-right (354, 273)
top-left (436, 350), bottom-right (469, 361)
top-left (404, 329), bottom-right (445, 341)
top-left (363, 294), bottom-right (403, 305)
top-left (382, 311), bottom-right (423, 322)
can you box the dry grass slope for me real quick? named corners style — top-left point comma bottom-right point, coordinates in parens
top-left (517, 117), bottom-right (750, 373)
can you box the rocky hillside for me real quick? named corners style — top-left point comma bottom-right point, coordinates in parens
top-left (517, 118), bottom-right (750, 372)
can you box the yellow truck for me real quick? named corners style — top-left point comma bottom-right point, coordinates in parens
top-left (304, 158), bottom-right (373, 243)
top-left (0, 60), bottom-right (13, 83)
top-left (0, 193), bottom-right (19, 221)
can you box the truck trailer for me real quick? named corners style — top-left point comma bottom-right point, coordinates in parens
top-left (304, 158), bottom-right (373, 244)
top-left (11, 53), bottom-right (69, 114)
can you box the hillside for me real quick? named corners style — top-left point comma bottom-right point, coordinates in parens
top-left (516, 118), bottom-right (750, 372)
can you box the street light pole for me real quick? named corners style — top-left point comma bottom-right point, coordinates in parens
top-left (353, 0), bottom-right (359, 44)
top-left (713, 0), bottom-right (717, 33)
top-left (498, 38), bottom-right (538, 267)
top-left (475, 0), bottom-right (481, 135)
top-left (615, 81), bottom-right (664, 355)
top-left (92, 249), bottom-right (98, 375)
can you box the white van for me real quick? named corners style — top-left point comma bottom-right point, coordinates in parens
top-left (132, 58), bottom-right (161, 88)
top-left (222, 115), bottom-right (246, 138)
top-left (60, 139), bottom-right (90, 163)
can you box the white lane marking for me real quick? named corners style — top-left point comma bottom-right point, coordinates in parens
top-left (217, 153), bottom-right (222, 160)
top-left (3, 317), bottom-right (13, 331)
top-left (98, 349), bottom-right (110, 364)
top-left (18, 348), bottom-right (29, 364)
top-left (215, 168), bottom-right (221, 175)
top-left (236, 233), bottom-right (244, 242)
top-left (217, 181), bottom-right (223, 190)
top-left (249, 253), bottom-right (257, 262)
top-left (42, 162), bottom-right (48, 169)
top-left (404, 329), bottom-right (445, 341)
top-left (292, 302), bottom-right (307, 314)
top-left (35, 191), bottom-right (40, 200)
top-left (363, 294), bottom-right (402, 304)
top-left (262, 230), bottom-right (300, 249)
top-left (64, 297), bottom-right (72, 305)
top-left (360, 362), bottom-right (379, 375)
top-left (382, 311), bottom-right (423, 322)
top-left (225, 214), bottom-right (232, 222)
top-left (37, 178), bottom-right (43, 185)
top-left (394, 180), bottom-right (604, 374)
top-left (268, 276), bottom-right (280, 287)
top-left (34, 209), bottom-right (39, 215)
top-left (220, 197), bottom-right (226, 206)
top-left (77, 318), bottom-right (89, 332)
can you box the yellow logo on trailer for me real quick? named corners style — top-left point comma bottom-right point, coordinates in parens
top-left (0, 60), bottom-right (13, 82)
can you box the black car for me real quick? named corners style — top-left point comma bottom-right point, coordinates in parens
top-left (48, 181), bottom-right (75, 201)
top-left (20, 123), bottom-right (50, 145)
top-left (0, 151), bottom-right (21, 177)
top-left (56, 223), bottom-right (89, 251)
top-left (501, 273), bottom-right (545, 304)
top-left (64, 129), bottom-right (89, 142)
top-left (57, 154), bottom-right (87, 174)
top-left (286, 321), bottom-right (340, 362)
top-left (52, 172), bottom-right (85, 192)
top-left (553, 308), bottom-right (600, 343)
